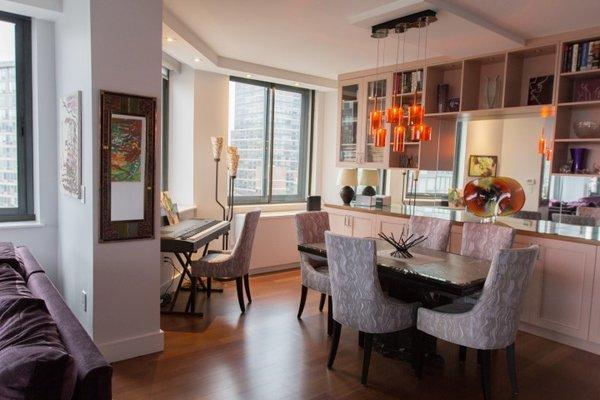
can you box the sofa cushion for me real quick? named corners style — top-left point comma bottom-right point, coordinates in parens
top-left (0, 265), bottom-right (77, 400)
top-left (0, 242), bottom-right (26, 279)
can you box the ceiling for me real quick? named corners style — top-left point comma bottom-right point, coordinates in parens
top-left (162, 0), bottom-right (600, 81)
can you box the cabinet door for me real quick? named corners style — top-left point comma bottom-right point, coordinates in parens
top-left (336, 78), bottom-right (363, 167)
top-left (328, 211), bottom-right (349, 236)
top-left (526, 238), bottom-right (595, 340)
top-left (361, 73), bottom-right (392, 168)
top-left (374, 215), bottom-right (409, 239)
top-left (588, 247), bottom-right (600, 344)
top-left (349, 212), bottom-right (375, 238)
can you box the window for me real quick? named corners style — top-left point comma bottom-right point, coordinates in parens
top-left (0, 11), bottom-right (32, 222)
top-left (405, 170), bottom-right (454, 200)
top-left (228, 77), bottom-right (311, 204)
top-left (161, 67), bottom-right (169, 191)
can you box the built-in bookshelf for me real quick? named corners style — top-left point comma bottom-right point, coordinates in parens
top-left (551, 35), bottom-right (600, 175)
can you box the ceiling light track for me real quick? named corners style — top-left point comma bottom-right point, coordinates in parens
top-left (371, 9), bottom-right (437, 38)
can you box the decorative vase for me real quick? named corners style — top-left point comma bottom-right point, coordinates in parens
top-left (570, 148), bottom-right (588, 173)
top-left (485, 76), bottom-right (502, 109)
top-left (339, 186), bottom-right (355, 205)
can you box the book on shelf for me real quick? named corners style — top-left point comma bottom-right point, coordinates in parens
top-left (398, 70), bottom-right (423, 94)
top-left (563, 39), bottom-right (600, 73)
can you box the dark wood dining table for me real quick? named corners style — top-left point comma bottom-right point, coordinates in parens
top-left (298, 239), bottom-right (491, 299)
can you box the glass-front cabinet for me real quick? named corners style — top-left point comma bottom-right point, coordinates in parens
top-left (336, 73), bottom-right (392, 168)
top-left (337, 78), bottom-right (362, 165)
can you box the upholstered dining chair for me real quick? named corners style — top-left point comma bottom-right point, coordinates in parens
top-left (294, 211), bottom-right (332, 334)
top-left (191, 210), bottom-right (261, 314)
top-left (576, 206), bottom-right (600, 225)
top-left (552, 213), bottom-right (596, 227)
top-left (408, 215), bottom-right (453, 251)
top-left (415, 246), bottom-right (539, 400)
top-left (325, 232), bottom-right (419, 385)
top-left (460, 222), bottom-right (515, 261)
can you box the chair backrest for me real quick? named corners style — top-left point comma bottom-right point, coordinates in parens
top-left (472, 246), bottom-right (538, 348)
top-left (325, 232), bottom-right (389, 332)
top-left (512, 210), bottom-right (542, 221)
top-left (295, 211), bottom-right (329, 244)
top-left (576, 206), bottom-right (600, 222)
top-left (460, 222), bottom-right (515, 261)
top-left (408, 215), bottom-right (453, 251)
top-left (552, 213), bottom-right (596, 227)
top-left (230, 210), bottom-right (261, 274)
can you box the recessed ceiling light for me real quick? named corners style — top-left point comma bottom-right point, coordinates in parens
top-left (245, 74), bottom-right (252, 78)
top-left (194, 58), bottom-right (201, 62)
top-left (166, 37), bottom-right (174, 42)
top-left (294, 82), bottom-right (300, 86)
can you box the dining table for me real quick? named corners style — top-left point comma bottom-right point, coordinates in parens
top-left (297, 239), bottom-right (493, 362)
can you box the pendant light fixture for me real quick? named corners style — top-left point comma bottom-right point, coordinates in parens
top-left (370, 37), bottom-right (383, 135)
top-left (373, 34), bottom-right (387, 148)
top-left (386, 27), bottom-right (403, 125)
top-left (409, 17), bottom-right (432, 142)
top-left (392, 24), bottom-right (408, 153)
top-left (538, 127), bottom-right (546, 154)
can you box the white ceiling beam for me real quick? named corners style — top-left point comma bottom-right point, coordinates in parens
top-left (163, 8), bottom-right (219, 66)
top-left (347, 0), bottom-right (424, 28)
top-left (425, 0), bottom-right (525, 46)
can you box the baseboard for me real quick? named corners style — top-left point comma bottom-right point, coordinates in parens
top-left (98, 329), bottom-right (164, 363)
top-left (519, 322), bottom-right (600, 356)
top-left (249, 263), bottom-right (299, 275)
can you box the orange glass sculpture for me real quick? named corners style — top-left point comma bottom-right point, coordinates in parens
top-left (374, 127), bottom-right (387, 147)
top-left (464, 177), bottom-right (525, 219)
top-left (370, 110), bottom-right (382, 133)
top-left (392, 125), bottom-right (405, 152)
top-left (385, 106), bottom-right (402, 124)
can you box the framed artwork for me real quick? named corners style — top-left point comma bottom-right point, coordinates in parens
top-left (59, 91), bottom-right (82, 198)
top-left (527, 75), bottom-right (554, 105)
top-left (99, 91), bottom-right (156, 242)
top-left (468, 155), bottom-right (498, 177)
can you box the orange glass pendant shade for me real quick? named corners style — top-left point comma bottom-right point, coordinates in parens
top-left (537, 136), bottom-right (546, 154)
top-left (392, 125), bottom-right (406, 152)
top-left (408, 104), bottom-right (423, 126)
top-left (544, 148), bottom-right (552, 161)
top-left (411, 123), bottom-right (424, 141)
top-left (464, 177), bottom-right (525, 218)
top-left (421, 125), bottom-right (432, 141)
top-left (374, 127), bottom-right (387, 147)
top-left (370, 110), bottom-right (382, 132)
top-left (385, 106), bottom-right (402, 124)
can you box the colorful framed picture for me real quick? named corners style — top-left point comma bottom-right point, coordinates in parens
top-left (468, 155), bottom-right (498, 177)
top-left (59, 91), bottom-right (82, 198)
top-left (99, 91), bottom-right (156, 242)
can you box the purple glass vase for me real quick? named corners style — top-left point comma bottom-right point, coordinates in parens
top-left (570, 148), bottom-right (588, 173)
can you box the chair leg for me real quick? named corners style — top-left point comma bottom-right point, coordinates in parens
top-left (358, 331), bottom-right (365, 348)
top-left (361, 333), bottom-right (373, 385)
top-left (327, 320), bottom-right (341, 369)
top-left (244, 274), bottom-right (252, 303)
top-left (327, 295), bottom-right (333, 336)
top-left (412, 329), bottom-right (425, 379)
top-left (479, 350), bottom-right (492, 400)
top-left (477, 349), bottom-right (483, 366)
top-left (459, 345), bottom-right (467, 363)
top-left (319, 293), bottom-right (326, 312)
top-left (206, 278), bottom-right (212, 299)
top-left (507, 343), bottom-right (518, 395)
top-left (235, 277), bottom-right (245, 314)
top-left (297, 285), bottom-right (308, 320)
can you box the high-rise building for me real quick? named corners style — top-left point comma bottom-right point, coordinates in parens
top-left (0, 61), bottom-right (16, 208)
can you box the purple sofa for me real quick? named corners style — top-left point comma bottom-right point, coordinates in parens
top-left (0, 244), bottom-right (112, 399)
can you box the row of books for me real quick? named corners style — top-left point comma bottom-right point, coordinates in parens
top-left (394, 70), bottom-right (423, 94)
top-left (562, 40), bottom-right (600, 72)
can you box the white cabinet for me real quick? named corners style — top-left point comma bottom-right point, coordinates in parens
top-left (587, 247), bottom-right (600, 344)
top-left (373, 214), bottom-right (409, 238)
top-left (328, 210), bottom-right (350, 236)
top-left (324, 207), bottom-right (376, 238)
top-left (517, 236), bottom-right (596, 340)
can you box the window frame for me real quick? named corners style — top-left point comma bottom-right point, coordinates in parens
top-left (161, 67), bottom-right (169, 191)
top-left (229, 76), bottom-right (312, 205)
top-left (0, 11), bottom-right (33, 222)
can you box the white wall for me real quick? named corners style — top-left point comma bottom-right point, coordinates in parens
top-left (0, 19), bottom-right (59, 283)
top-left (317, 90), bottom-right (339, 204)
top-left (89, 0), bottom-right (163, 362)
top-left (54, 0), bottom-right (94, 334)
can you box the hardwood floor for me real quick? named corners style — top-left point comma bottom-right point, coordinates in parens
top-left (113, 270), bottom-right (600, 399)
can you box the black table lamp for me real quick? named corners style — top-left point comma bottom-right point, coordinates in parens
top-left (359, 169), bottom-right (379, 196)
top-left (337, 168), bottom-right (357, 205)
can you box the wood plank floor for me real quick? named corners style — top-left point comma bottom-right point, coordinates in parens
top-left (113, 269), bottom-right (600, 400)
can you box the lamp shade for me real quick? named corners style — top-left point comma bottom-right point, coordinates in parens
top-left (337, 168), bottom-right (358, 187)
top-left (358, 169), bottom-right (379, 187)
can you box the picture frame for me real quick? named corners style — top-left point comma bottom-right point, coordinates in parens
top-left (99, 91), bottom-right (156, 242)
top-left (468, 155), bottom-right (498, 177)
top-left (59, 91), bottom-right (82, 198)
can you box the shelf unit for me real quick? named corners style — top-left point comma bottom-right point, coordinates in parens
top-left (551, 35), bottom-right (600, 175)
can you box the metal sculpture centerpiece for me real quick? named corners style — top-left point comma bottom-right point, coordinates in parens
top-left (378, 228), bottom-right (427, 259)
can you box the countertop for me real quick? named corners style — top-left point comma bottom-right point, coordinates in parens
top-left (324, 203), bottom-right (600, 245)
